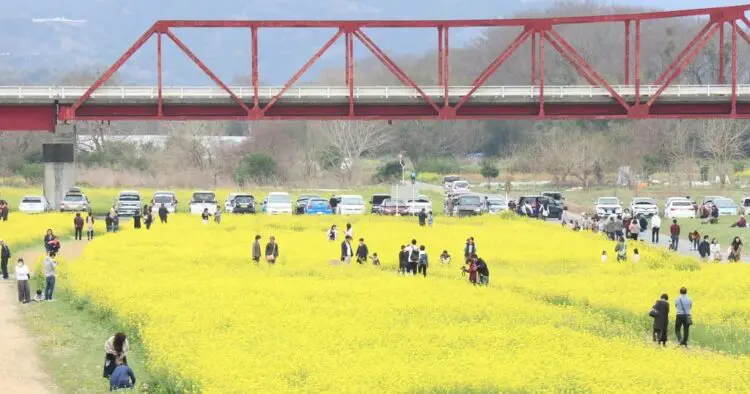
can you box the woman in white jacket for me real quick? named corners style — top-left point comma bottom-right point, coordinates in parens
top-left (710, 238), bottom-right (722, 262)
top-left (650, 214), bottom-right (662, 244)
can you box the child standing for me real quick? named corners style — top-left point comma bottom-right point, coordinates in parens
top-left (328, 225), bottom-right (338, 241)
top-left (601, 250), bottom-right (608, 263)
top-left (201, 208), bottom-right (211, 224)
top-left (427, 211), bottom-right (434, 227)
top-left (214, 207), bottom-right (222, 224)
top-left (615, 236), bottom-right (627, 262)
top-left (252, 235), bottom-right (262, 264)
top-left (632, 248), bottom-right (640, 263)
top-left (417, 245), bottom-right (429, 277)
top-left (371, 253), bottom-right (381, 266)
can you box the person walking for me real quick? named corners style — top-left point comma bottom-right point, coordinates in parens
top-left (105, 213), bottom-right (113, 233)
top-left (398, 245), bottom-right (408, 275)
top-left (675, 287), bottom-right (693, 347)
top-left (729, 237), bottom-right (743, 262)
top-left (43, 252), bottom-right (58, 301)
top-left (650, 293), bottom-right (670, 346)
top-left (418, 209), bottom-right (427, 226)
top-left (638, 215), bottom-right (648, 240)
top-left (133, 209), bottom-right (142, 230)
top-left (214, 207), bottom-right (222, 224)
top-left (340, 235), bottom-right (353, 264)
top-left (158, 204), bottom-right (169, 224)
top-left (265, 236), bottom-right (279, 264)
top-left (355, 238), bottom-right (369, 264)
top-left (327, 225), bottom-right (338, 241)
top-left (112, 213), bottom-right (120, 233)
top-left (201, 208), bottom-right (211, 225)
top-left (669, 219), bottom-right (681, 251)
top-left (417, 245), bottom-right (429, 277)
top-left (427, 211), bottom-right (434, 227)
top-left (73, 213), bottom-right (84, 240)
top-left (44, 229), bottom-right (60, 254)
top-left (698, 236), bottom-right (711, 260)
top-left (252, 235), bottom-right (262, 264)
top-left (628, 219), bottom-right (640, 241)
top-left (345, 223), bottom-right (353, 239)
top-left (0, 239), bottom-right (10, 280)
top-left (711, 238), bottom-right (722, 262)
top-left (144, 210), bottom-right (153, 230)
top-left (86, 213), bottom-right (95, 240)
top-left (407, 239), bottom-right (419, 275)
top-left (103, 332), bottom-right (130, 378)
top-left (15, 258), bottom-right (31, 304)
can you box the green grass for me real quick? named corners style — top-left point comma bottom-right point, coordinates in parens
top-left (661, 217), bottom-right (749, 246)
top-left (22, 280), bottom-right (153, 393)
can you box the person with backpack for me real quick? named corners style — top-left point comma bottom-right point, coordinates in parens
top-left (407, 239), bottom-right (420, 275)
top-left (417, 245), bottom-right (429, 277)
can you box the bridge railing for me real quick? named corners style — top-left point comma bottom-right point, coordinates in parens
top-left (0, 85), bottom-right (747, 100)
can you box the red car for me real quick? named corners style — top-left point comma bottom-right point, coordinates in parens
top-left (379, 199), bottom-right (408, 216)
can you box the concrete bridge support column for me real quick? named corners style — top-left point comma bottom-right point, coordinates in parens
top-left (43, 124), bottom-right (76, 211)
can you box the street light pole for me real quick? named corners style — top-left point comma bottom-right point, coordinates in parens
top-left (396, 154), bottom-right (404, 217)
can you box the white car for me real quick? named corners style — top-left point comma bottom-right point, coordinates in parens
top-left (116, 190), bottom-right (141, 217)
top-left (629, 197), bottom-right (658, 217)
top-left (60, 192), bottom-right (90, 212)
top-left (263, 192), bottom-right (292, 215)
top-left (151, 191), bottom-right (177, 214)
top-left (741, 197), bottom-right (750, 215)
top-left (189, 191), bottom-right (218, 215)
top-left (665, 199), bottom-right (696, 219)
top-left (406, 195), bottom-right (433, 215)
top-left (19, 195), bottom-right (51, 213)
top-left (595, 197), bottom-right (622, 217)
top-left (443, 175), bottom-right (460, 193)
top-left (336, 195), bottom-right (366, 215)
top-left (449, 181), bottom-right (471, 196)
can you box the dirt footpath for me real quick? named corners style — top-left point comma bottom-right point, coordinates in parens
top-left (0, 241), bottom-right (87, 394)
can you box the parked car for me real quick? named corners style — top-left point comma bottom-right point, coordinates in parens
top-left (443, 175), bottom-right (460, 193)
top-left (116, 190), bottom-right (141, 217)
top-left (336, 195), bottom-right (366, 215)
top-left (452, 193), bottom-right (483, 217)
top-left (629, 197), bottom-right (659, 217)
top-left (231, 194), bottom-right (256, 214)
top-left (189, 191), bottom-right (218, 215)
top-left (665, 198), bottom-right (696, 219)
top-left (702, 196), bottom-right (725, 205)
top-left (370, 194), bottom-right (391, 214)
top-left (60, 192), bottom-right (90, 212)
top-left (741, 197), bottom-right (750, 215)
top-left (304, 198), bottom-right (334, 215)
top-left (295, 194), bottom-right (320, 215)
top-left (406, 195), bottom-right (433, 215)
top-left (518, 195), bottom-right (564, 219)
top-left (263, 192), bottom-right (293, 215)
top-left (151, 191), bottom-right (177, 214)
top-left (595, 197), bottom-right (622, 217)
top-left (19, 195), bottom-right (51, 213)
top-left (449, 181), bottom-right (471, 196)
top-left (712, 198), bottom-right (739, 216)
top-left (484, 196), bottom-right (508, 214)
top-left (379, 199), bottom-right (408, 216)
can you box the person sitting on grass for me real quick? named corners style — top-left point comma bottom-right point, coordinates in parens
top-left (104, 332), bottom-right (129, 379)
top-left (731, 215), bottom-right (747, 228)
top-left (109, 356), bottom-right (136, 392)
top-left (33, 289), bottom-right (44, 302)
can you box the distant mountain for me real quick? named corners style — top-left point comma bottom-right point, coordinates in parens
top-left (0, 0), bottom-right (738, 85)
top-left (0, 0), bottom-right (538, 84)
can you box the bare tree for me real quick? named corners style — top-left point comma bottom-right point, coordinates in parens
top-left (314, 121), bottom-right (393, 182)
top-left (700, 120), bottom-right (749, 187)
top-left (655, 120), bottom-right (700, 186)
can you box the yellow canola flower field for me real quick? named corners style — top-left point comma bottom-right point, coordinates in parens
top-left (65, 214), bottom-right (750, 393)
top-left (0, 213), bottom-right (92, 247)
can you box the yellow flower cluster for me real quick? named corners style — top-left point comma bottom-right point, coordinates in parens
top-left (0, 213), bottom-right (87, 247)
top-left (64, 214), bottom-right (750, 392)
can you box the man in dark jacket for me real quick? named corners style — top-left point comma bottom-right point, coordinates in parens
top-left (698, 235), bottom-right (711, 260)
top-left (651, 293), bottom-right (670, 346)
top-left (398, 245), bottom-right (408, 274)
top-left (0, 239), bottom-right (10, 279)
top-left (356, 238), bottom-right (369, 264)
top-left (340, 236), bottom-right (353, 264)
top-left (475, 255), bottom-right (490, 286)
top-left (418, 209), bottom-right (427, 226)
top-left (158, 204), bottom-right (169, 224)
top-left (73, 213), bottom-right (84, 240)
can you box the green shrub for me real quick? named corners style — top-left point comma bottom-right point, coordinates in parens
top-left (416, 158), bottom-right (461, 174)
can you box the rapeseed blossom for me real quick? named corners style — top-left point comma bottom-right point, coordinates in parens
top-left (64, 215), bottom-right (750, 392)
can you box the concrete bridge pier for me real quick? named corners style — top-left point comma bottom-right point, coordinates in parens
top-left (43, 124), bottom-right (76, 211)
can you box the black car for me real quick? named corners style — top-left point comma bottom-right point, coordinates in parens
top-left (451, 193), bottom-right (483, 217)
top-left (517, 196), bottom-right (564, 219)
top-left (370, 194), bottom-right (391, 214)
top-left (232, 195), bottom-right (256, 214)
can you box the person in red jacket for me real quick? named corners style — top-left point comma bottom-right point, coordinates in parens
top-left (73, 213), bottom-right (84, 241)
top-left (669, 219), bottom-right (681, 251)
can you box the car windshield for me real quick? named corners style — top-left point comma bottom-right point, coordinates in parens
top-left (714, 199), bottom-right (736, 208)
top-left (309, 199), bottom-right (328, 207)
top-left (488, 198), bottom-right (506, 205)
top-left (269, 194), bottom-right (291, 204)
top-left (372, 195), bottom-right (390, 204)
top-left (634, 199), bottom-right (655, 205)
top-left (119, 194), bottom-right (140, 201)
top-left (459, 195), bottom-right (481, 205)
top-left (672, 201), bottom-right (693, 207)
top-left (744, 199), bottom-right (750, 207)
top-left (154, 195), bottom-right (174, 204)
top-left (235, 196), bottom-right (254, 203)
top-left (384, 200), bottom-right (403, 207)
top-left (341, 197), bottom-right (364, 205)
top-left (64, 194), bottom-right (84, 202)
top-left (298, 195), bottom-right (317, 202)
top-left (22, 197), bottom-right (42, 203)
top-left (408, 199), bottom-right (430, 203)
top-left (598, 198), bottom-right (619, 205)
top-left (192, 193), bottom-right (216, 203)
top-left (454, 181), bottom-right (469, 188)
top-left (543, 193), bottom-right (562, 200)
top-left (443, 176), bottom-right (459, 183)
